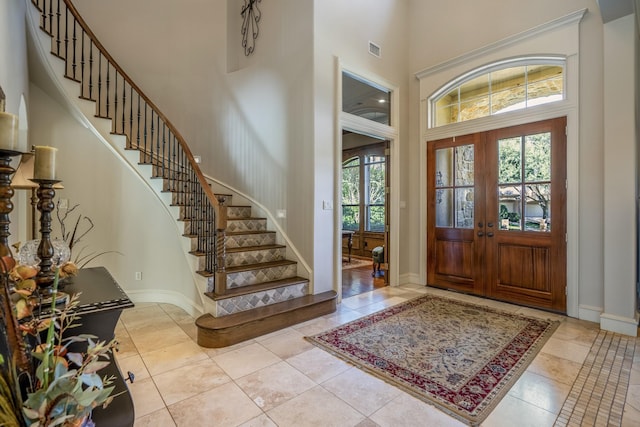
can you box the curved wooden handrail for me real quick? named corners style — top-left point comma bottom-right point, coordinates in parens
top-left (59, 0), bottom-right (217, 208)
top-left (30, 0), bottom-right (225, 281)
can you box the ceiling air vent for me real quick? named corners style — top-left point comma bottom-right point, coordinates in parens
top-left (368, 41), bottom-right (381, 58)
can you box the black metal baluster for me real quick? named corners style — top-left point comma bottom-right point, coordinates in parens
top-left (88, 40), bottom-right (94, 100)
top-left (136, 95), bottom-right (141, 150)
top-left (105, 62), bottom-right (110, 119)
top-left (80, 26), bottom-right (85, 97)
top-left (113, 72), bottom-right (117, 132)
top-left (55, 0), bottom-right (60, 56)
top-left (121, 79), bottom-right (126, 135)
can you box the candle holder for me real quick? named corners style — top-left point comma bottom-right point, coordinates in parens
top-left (0, 148), bottom-right (24, 259)
top-left (31, 178), bottom-right (62, 293)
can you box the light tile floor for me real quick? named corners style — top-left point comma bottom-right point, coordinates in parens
top-left (112, 284), bottom-right (640, 427)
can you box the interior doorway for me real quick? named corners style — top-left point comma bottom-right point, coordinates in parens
top-left (341, 131), bottom-right (390, 298)
top-left (427, 117), bottom-right (567, 313)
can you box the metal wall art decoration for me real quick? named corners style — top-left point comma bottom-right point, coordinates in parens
top-left (241, 0), bottom-right (261, 56)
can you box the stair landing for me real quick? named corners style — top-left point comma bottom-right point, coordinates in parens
top-left (196, 291), bottom-right (338, 348)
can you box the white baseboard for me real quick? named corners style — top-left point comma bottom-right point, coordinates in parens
top-left (600, 312), bottom-right (639, 337)
top-left (125, 289), bottom-right (204, 318)
top-left (398, 273), bottom-right (422, 286)
top-left (578, 304), bottom-right (602, 323)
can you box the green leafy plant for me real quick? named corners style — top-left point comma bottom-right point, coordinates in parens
top-left (17, 271), bottom-right (119, 427)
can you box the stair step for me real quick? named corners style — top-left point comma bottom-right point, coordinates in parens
top-left (195, 291), bottom-right (338, 348)
top-left (224, 259), bottom-right (296, 274)
top-left (207, 276), bottom-right (308, 301)
top-left (225, 259), bottom-right (298, 289)
top-left (224, 244), bottom-right (286, 267)
top-left (225, 230), bottom-right (276, 249)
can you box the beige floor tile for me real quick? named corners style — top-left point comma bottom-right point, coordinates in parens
top-left (369, 393), bottom-right (465, 427)
top-left (159, 303), bottom-right (194, 324)
top-left (354, 419), bottom-right (381, 427)
top-left (154, 358), bottom-right (231, 405)
top-left (342, 292), bottom-right (388, 310)
top-left (141, 339), bottom-right (208, 376)
top-left (322, 366), bottom-right (403, 416)
top-left (238, 414), bottom-right (278, 427)
top-left (507, 371), bottom-right (572, 415)
top-left (212, 342), bottom-right (281, 379)
top-left (324, 304), bottom-right (364, 325)
top-left (116, 353), bottom-right (150, 382)
top-left (258, 328), bottom-right (315, 359)
top-left (128, 323), bottom-right (192, 354)
top-left (128, 376), bottom-right (166, 418)
top-left (236, 361), bottom-right (316, 410)
top-left (527, 352), bottom-right (583, 386)
top-left (134, 408), bottom-right (176, 427)
top-left (540, 336), bottom-right (592, 364)
top-left (168, 382), bottom-right (262, 427)
top-left (115, 333), bottom-right (139, 359)
top-left (202, 338), bottom-right (256, 357)
top-left (552, 321), bottom-right (600, 347)
top-left (121, 305), bottom-right (174, 329)
top-left (482, 394), bottom-right (557, 427)
top-left (354, 296), bottom-right (408, 314)
top-left (267, 386), bottom-right (366, 426)
top-left (291, 316), bottom-right (341, 336)
top-left (286, 347), bottom-right (352, 383)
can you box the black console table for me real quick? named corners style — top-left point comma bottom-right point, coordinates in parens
top-left (41, 266), bottom-right (136, 426)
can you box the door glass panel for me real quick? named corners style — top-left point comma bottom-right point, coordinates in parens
top-left (435, 148), bottom-right (453, 187)
top-left (525, 184), bottom-right (551, 231)
top-left (456, 188), bottom-right (474, 228)
top-left (499, 185), bottom-right (522, 230)
top-left (455, 145), bottom-right (474, 186)
top-left (436, 189), bottom-right (453, 227)
top-left (498, 131), bottom-right (552, 233)
top-left (498, 137), bottom-right (522, 183)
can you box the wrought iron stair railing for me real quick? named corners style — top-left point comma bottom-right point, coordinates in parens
top-left (30, 0), bottom-right (228, 289)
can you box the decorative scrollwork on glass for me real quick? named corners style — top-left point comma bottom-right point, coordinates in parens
top-left (241, 0), bottom-right (261, 56)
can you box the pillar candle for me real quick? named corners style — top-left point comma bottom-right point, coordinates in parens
top-left (34, 146), bottom-right (58, 180)
top-left (0, 112), bottom-right (19, 151)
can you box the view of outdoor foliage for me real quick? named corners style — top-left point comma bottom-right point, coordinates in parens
top-left (498, 132), bottom-right (552, 231)
top-left (342, 155), bottom-right (385, 231)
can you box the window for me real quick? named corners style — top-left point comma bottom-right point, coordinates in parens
top-left (431, 59), bottom-right (565, 127)
top-left (342, 150), bottom-right (386, 232)
top-left (342, 71), bottom-right (391, 125)
top-left (342, 157), bottom-right (360, 231)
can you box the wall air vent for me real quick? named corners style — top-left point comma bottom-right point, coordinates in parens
top-left (368, 41), bottom-right (381, 58)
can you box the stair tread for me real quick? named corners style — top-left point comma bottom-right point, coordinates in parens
top-left (225, 244), bottom-right (285, 253)
top-left (226, 230), bottom-right (276, 236)
top-left (228, 217), bottom-right (266, 221)
top-left (196, 291), bottom-right (337, 330)
top-left (206, 276), bottom-right (309, 301)
top-left (224, 259), bottom-right (296, 273)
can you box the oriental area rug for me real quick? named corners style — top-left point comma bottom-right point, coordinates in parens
top-left (306, 294), bottom-right (560, 426)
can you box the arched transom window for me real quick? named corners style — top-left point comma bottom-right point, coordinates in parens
top-left (430, 57), bottom-right (565, 127)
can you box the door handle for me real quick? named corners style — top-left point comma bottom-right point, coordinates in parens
top-left (487, 232), bottom-right (494, 237)
top-left (487, 222), bottom-right (494, 228)
top-left (477, 231), bottom-right (484, 237)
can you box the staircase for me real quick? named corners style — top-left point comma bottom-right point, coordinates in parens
top-left (27, 0), bottom-right (337, 347)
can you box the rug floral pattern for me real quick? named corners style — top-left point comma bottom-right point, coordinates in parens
top-left (306, 295), bottom-right (559, 426)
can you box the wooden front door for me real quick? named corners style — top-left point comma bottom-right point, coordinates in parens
top-left (427, 117), bottom-right (567, 313)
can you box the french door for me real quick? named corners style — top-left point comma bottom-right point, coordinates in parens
top-left (427, 117), bottom-right (567, 313)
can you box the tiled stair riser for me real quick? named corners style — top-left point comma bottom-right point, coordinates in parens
top-left (225, 232), bottom-right (276, 248)
top-left (225, 247), bottom-right (286, 268)
top-left (227, 264), bottom-right (297, 289)
top-left (227, 218), bottom-right (267, 233)
top-left (215, 282), bottom-right (309, 316)
top-left (227, 206), bottom-right (252, 219)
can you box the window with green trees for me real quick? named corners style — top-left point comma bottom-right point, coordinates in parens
top-left (342, 153), bottom-right (386, 232)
